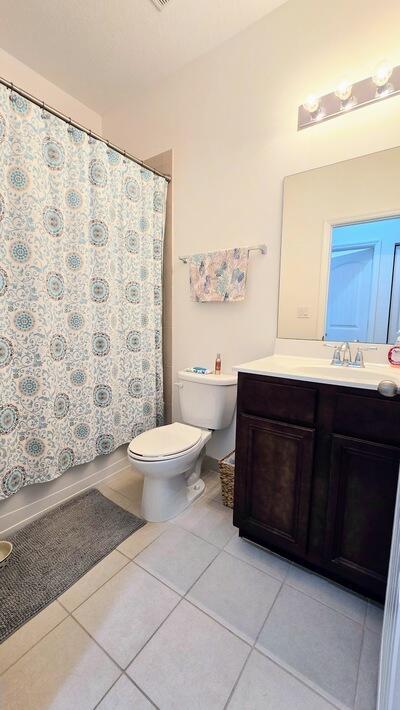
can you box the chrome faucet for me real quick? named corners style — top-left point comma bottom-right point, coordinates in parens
top-left (340, 341), bottom-right (352, 365)
top-left (324, 341), bottom-right (377, 367)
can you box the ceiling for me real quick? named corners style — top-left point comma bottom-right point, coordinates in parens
top-left (0, 0), bottom-right (286, 114)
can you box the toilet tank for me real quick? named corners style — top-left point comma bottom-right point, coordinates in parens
top-left (177, 370), bottom-right (237, 430)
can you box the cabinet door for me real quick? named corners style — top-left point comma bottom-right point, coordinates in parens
top-left (234, 414), bottom-right (315, 556)
top-left (324, 435), bottom-right (400, 599)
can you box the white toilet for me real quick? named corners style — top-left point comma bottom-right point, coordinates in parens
top-left (127, 370), bottom-right (237, 522)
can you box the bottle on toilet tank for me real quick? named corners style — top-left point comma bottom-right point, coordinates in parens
top-left (215, 353), bottom-right (221, 374)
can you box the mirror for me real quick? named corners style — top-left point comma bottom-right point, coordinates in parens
top-left (278, 146), bottom-right (400, 343)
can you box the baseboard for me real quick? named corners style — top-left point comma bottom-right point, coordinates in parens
top-left (0, 445), bottom-right (130, 537)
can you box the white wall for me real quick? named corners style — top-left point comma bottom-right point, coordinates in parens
top-left (102, 0), bottom-right (400, 458)
top-left (0, 47), bottom-right (102, 133)
top-left (0, 48), bottom-right (107, 530)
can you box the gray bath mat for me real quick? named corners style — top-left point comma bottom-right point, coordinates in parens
top-left (0, 488), bottom-right (145, 643)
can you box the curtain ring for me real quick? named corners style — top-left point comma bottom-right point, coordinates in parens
top-left (67, 117), bottom-right (72, 133)
top-left (9, 82), bottom-right (15, 102)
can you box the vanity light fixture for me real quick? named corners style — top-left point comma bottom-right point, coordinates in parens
top-left (302, 94), bottom-right (320, 114)
top-left (372, 60), bottom-right (393, 87)
top-left (298, 60), bottom-right (400, 129)
top-left (334, 77), bottom-right (356, 111)
top-left (372, 60), bottom-right (393, 96)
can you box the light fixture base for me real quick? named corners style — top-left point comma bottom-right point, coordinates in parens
top-left (298, 63), bottom-right (400, 130)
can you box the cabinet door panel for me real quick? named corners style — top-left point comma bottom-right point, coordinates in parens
top-left (324, 435), bottom-right (400, 598)
top-left (234, 414), bottom-right (315, 556)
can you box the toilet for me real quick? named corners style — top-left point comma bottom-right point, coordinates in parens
top-left (127, 370), bottom-right (237, 522)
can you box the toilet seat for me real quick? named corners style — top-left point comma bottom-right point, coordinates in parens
top-left (128, 422), bottom-right (202, 462)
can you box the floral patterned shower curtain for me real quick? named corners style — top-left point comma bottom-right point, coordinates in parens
top-left (0, 85), bottom-right (167, 499)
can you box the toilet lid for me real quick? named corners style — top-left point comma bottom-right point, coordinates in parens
top-left (129, 422), bottom-right (202, 458)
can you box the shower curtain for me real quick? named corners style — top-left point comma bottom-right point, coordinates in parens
top-left (0, 85), bottom-right (167, 499)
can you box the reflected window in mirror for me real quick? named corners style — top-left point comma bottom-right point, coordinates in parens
top-left (325, 217), bottom-right (400, 344)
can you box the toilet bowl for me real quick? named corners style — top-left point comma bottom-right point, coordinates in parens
top-left (127, 370), bottom-right (237, 522)
top-left (128, 423), bottom-right (212, 522)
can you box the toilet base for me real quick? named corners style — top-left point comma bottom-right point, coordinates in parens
top-left (141, 474), bottom-right (206, 522)
top-left (187, 478), bottom-right (206, 505)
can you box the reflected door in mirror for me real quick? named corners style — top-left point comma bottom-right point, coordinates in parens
top-left (325, 217), bottom-right (400, 343)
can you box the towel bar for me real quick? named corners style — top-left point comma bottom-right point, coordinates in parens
top-left (178, 244), bottom-right (267, 264)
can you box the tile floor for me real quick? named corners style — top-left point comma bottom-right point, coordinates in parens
top-left (0, 465), bottom-right (383, 710)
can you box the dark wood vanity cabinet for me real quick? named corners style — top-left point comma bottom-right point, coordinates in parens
top-left (233, 373), bottom-right (400, 602)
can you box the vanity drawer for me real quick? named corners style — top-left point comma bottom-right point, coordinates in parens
top-left (333, 393), bottom-right (400, 446)
top-left (238, 374), bottom-right (317, 426)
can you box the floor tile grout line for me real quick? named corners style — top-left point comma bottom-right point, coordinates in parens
top-left (69, 612), bottom-right (131, 672)
top-left (92, 671), bottom-right (124, 709)
top-left (126, 674), bottom-right (160, 710)
top-left (129, 555), bottom-right (201, 597)
top-left (255, 645), bottom-right (346, 710)
top-left (289, 563), bottom-right (371, 615)
top-left (252, 582), bottom-right (355, 710)
top-left (221, 546), bottom-right (290, 584)
top-left (234, 580), bottom-right (342, 710)
top-left (181, 544), bottom-right (222, 597)
top-left (116, 525), bottom-right (170, 562)
top-left (98, 483), bottom-right (143, 516)
top-left (352, 623), bottom-right (370, 710)
top-left (282, 580), bottom-right (367, 628)
top-left (69, 556), bottom-right (184, 617)
top-left (253, 581), bottom-right (344, 709)
top-left (223, 579), bottom-right (285, 709)
top-left (170, 517), bottom-right (235, 550)
top-left (122, 595), bottom-right (184, 674)
top-left (134, 532), bottom-right (222, 600)
top-left (58, 552), bottom-right (131, 614)
top-left (0, 607), bottom-right (68, 678)
top-left (65, 572), bottom-right (186, 690)
top-left (93, 671), bottom-right (159, 710)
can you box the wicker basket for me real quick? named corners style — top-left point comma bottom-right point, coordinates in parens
top-left (218, 450), bottom-right (235, 509)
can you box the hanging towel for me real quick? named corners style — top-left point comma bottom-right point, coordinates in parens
top-left (189, 247), bottom-right (249, 302)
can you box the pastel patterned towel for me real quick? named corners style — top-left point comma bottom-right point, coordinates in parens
top-left (189, 247), bottom-right (249, 302)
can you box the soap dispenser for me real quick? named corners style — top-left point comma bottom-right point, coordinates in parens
top-left (388, 331), bottom-right (400, 367)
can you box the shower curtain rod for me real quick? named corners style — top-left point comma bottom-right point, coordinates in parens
top-left (0, 75), bottom-right (171, 183)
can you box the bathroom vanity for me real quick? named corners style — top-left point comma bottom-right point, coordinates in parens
top-left (233, 145), bottom-right (400, 604)
top-left (233, 356), bottom-right (400, 603)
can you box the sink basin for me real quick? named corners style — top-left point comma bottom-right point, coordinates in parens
top-left (234, 355), bottom-right (400, 391)
top-left (293, 364), bottom-right (398, 386)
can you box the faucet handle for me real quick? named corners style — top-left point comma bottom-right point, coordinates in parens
top-left (323, 342), bottom-right (342, 366)
top-left (351, 345), bottom-right (378, 368)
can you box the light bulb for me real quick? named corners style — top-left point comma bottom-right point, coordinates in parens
top-left (372, 60), bottom-right (393, 87)
top-left (335, 78), bottom-right (353, 102)
top-left (302, 95), bottom-right (320, 114)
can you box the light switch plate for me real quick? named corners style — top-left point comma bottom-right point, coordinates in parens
top-left (297, 306), bottom-right (311, 319)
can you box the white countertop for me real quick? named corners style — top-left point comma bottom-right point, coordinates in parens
top-left (233, 354), bottom-right (400, 391)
